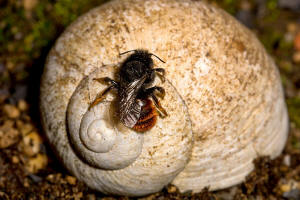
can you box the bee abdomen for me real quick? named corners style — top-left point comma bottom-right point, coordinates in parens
top-left (133, 99), bottom-right (158, 132)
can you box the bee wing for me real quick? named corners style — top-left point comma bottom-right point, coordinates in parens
top-left (119, 75), bottom-right (147, 128)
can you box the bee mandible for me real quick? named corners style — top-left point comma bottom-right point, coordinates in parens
top-left (89, 49), bottom-right (167, 132)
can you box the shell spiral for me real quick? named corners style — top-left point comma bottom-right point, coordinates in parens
top-left (40, 0), bottom-right (289, 197)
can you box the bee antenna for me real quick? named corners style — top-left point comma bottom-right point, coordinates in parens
top-left (119, 50), bottom-right (166, 63)
top-left (119, 50), bottom-right (137, 56)
top-left (149, 53), bottom-right (166, 63)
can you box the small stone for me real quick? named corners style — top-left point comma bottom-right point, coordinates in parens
top-left (3, 104), bottom-right (20, 119)
top-left (23, 0), bottom-right (38, 11)
top-left (167, 185), bottom-right (177, 193)
top-left (85, 194), bottom-right (96, 200)
top-left (6, 61), bottom-right (15, 71)
top-left (0, 120), bottom-right (20, 149)
top-left (74, 192), bottom-right (83, 200)
top-left (281, 184), bottom-right (291, 193)
top-left (66, 175), bottom-right (77, 185)
top-left (28, 174), bottom-right (42, 183)
top-left (287, 23), bottom-right (298, 33)
top-left (293, 51), bottom-right (300, 63)
top-left (23, 178), bottom-right (30, 187)
top-left (16, 121), bottom-right (33, 136)
top-left (239, 1), bottom-right (252, 10)
top-left (280, 179), bottom-right (300, 193)
top-left (23, 0), bottom-right (38, 18)
top-left (46, 174), bottom-right (55, 182)
top-left (21, 131), bottom-right (42, 157)
top-left (25, 153), bottom-right (48, 173)
top-left (283, 154), bottom-right (291, 166)
top-left (283, 189), bottom-right (300, 199)
top-left (17, 99), bottom-right (28, 111)
top-left (12, 156), bottom-right (19, 164)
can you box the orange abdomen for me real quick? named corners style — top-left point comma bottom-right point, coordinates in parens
top-left (133, 99), bottom-right (158, 132)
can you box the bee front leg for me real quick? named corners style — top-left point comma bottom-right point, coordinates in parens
top-left (93, 77), bottom-right (119, 87)
top-left (153, 68), bottom-right (165, 83)
top-left (89, 77), bottom-right (119, 110)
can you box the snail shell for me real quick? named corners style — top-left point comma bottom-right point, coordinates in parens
top-left (40, 0), bottom-right (289, 196)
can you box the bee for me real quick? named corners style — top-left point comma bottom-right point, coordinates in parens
top-left (89, 49), bottom-right (167, 132)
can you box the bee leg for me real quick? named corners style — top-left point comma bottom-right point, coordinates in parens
top-left (143, 86), bottom-right (167, 117)
top-left (153, 68), bottom-right (165, 83)
top-left (89, 85), bottom-right (116, 110)
top-left (145, 86), bottom-right (165, 99)
top-left (93, 77), bottom-right (119, 87)
top-left (150, 94), bottom-right (168, 118)
top-left (89, 77), bottom-right (119, 109)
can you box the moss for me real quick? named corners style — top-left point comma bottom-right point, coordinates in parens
top-left (260, 30), bottom-right (283, 52)
top-left (208, 0), bottom-right (241, 15)
top-left (266, 0), bottom-right (277, 11)
top-left (0, 0), bottom-right (108, 66)
top-left (287, 97), bottom-right (300, 128)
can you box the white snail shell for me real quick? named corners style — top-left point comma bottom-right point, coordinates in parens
top-left (40, 0), bottom-right (289, 197)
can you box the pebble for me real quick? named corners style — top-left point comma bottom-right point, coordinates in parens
top-left (23, 0), bottom-right (38, 11)
top-left (85, 194), bottom-right (96, 200)
top-left (66, 175), bottom-right (77, 185)
top-left (16, 120), bottom-right (33, 136)
top-left (23, 179), bottom-right (30, 187)
top-left (6, 61), bottom-right (15, 71)
top-left (0, 120), bottom-right (20, 149)
top-left (281, 184), bottom-right (292, 193)
top-left (287, 23), bottom-right (298, 33)
top-left (25, 153), bottom-right (48, 173)
top-left (167, 185), bottom-right (177, 193)
top-left (280, 179), bottom-right (300, 193)
top-left (283, 154), bottom-right (291, 166)
top-left (21, 131), bottom-right (42, 157)
top-left (12, 156), bottom-right (19, 164)
top-left (74, 192), bottom-right (83, 200)
top-left (46, 173), bottom-right (62, 183)
top-left (28, 174), bottom-right (43, 183)
top-left (46, 174), bottom-right (55, 183)
top-left (293, 51), bottom-right (300, 63)
top-left (283, 189), bottom-right (300, 199)
top-left (3, 104), bottom-right (20, 119)
top-left (17, 99), bottom-right (28, 111)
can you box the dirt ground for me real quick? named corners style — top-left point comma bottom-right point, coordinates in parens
top-left (1, 0), bottom-right (300, 199)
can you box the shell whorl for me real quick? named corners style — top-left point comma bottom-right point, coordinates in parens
top-left (67, 66), bottom-right (145, 170)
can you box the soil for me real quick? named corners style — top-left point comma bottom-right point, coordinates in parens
top-left (1, 0), bottom-right (300, 199)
